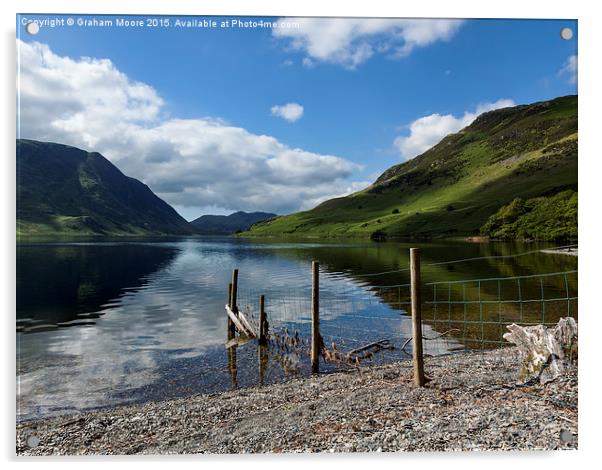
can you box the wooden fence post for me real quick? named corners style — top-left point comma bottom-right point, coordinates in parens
top-left (227, 282), bottom-right (235, 338)
top-left (311, 261), bottom-right (320, 373)
top-left (410, 248), bottom-right (425, 386)
top-left (227, 270), bottom-right (239, 388)
top-left (259, 294), bottom-right (267, 345)
top-left (231, 269), bottom-right (239, 313)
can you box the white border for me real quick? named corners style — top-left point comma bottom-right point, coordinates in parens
top-left (2, 1), bottom-right (600, 469)
top-left (0, 0), bottom-right (585, 18)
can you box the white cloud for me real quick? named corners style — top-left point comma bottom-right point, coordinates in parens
top-left (17, 40), bottom-right (362, 215)
top-left (394, 99), bottom-right (515, 160)
top-left (559, 55), bottom-right (577, 85)
top-left (270, 102), bottom-right (304, 122)
top-left (273, 18), bottom-right (464, 69)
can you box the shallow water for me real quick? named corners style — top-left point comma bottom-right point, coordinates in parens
top-left (16, 237), bottom-right (577, 421)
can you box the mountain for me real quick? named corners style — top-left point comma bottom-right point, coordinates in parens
top-left (244, 95), bottom-right (577, 241)
top-left (191, 211), bottom-right (277, 234)
top-left (17, 139), bottom-right (195, 237)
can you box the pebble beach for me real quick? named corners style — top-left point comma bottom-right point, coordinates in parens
top-left (16, 347), bottom-right (578, 455)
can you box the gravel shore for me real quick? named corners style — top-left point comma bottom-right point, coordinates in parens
top-left (16, 347), bottom-right (578, 455)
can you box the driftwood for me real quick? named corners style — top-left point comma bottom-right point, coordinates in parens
top-left (322, 339), bottom-right (394, 366)
top-left (347, 339), bottom-right (394, 360)
top-left (503, 317), bottom-right (578, 384)
top-left (236, 309), bottom-right (258, 338)
top-left (225, 305), bottom-right (255, 337)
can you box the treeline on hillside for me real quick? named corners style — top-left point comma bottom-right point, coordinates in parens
top-left (480, 190), bottom-right (577, 242)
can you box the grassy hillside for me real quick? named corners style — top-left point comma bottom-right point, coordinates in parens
top-left (245, 95), bottom-right (577, 239)
top-left (17, 139), bottom-right (195, 237)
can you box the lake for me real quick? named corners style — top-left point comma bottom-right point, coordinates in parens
top-left (16, 237), bottom-right (577, 421)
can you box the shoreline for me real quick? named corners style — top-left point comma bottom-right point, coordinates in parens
top-left (17, 348), bottom-right (577, 455)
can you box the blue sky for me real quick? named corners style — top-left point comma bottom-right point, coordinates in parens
top-left (17, 15), bottom-right (577, 220)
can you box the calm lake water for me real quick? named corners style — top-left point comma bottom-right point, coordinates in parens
top-left (16, 237), bottom-right (577, 421)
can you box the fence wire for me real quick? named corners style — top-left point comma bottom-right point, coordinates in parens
top-left (233, 266), bottom-right (577, 375)
top-left (422, 270), bottom-right (577, 352)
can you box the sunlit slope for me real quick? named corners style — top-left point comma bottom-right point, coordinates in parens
top-left (245, 95), bottom-right (577, 239)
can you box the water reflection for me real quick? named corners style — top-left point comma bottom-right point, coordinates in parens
top-left (258, 345), bottom-right (269, 386)
top-left (228, 345), bottom-right (238, 389)
top-left (16, 238), bottom-right (577, 421)
top-left (17, 243), bottom-right (179, 331)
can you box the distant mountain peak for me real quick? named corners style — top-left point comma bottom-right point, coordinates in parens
top-left (191, 211), bottom-right (277, 235)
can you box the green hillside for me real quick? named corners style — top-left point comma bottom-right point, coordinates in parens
top-left (17, 139), bottom-right (195, 237)
top-left (244, 95), bottom-right (577, 241)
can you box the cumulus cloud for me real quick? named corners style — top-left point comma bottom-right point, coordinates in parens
top-left (17, 40), bottom-right (362, 215)
top-left (559, 55), bottom-right (577, 85)
top-left (273, 18), bottom-right (464, 69)
top-left (270, 102), bottom-right (304, 122)
top-left (394, 99), bottom-right (515, 160)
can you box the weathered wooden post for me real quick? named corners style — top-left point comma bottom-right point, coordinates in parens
top-left (227, 280), bottom-right (236, 388)
top-left (259, 294), bottom-right (267, 345)
top-left (227, 282), bottom-right (235, 339)
top-left (410, 248), bottom-right (425, 386)
top-left (311, 261), bottom-right (320, 373)
top-left (231, 269), bottom-right (239, 314)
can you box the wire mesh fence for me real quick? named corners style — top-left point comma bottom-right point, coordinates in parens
top-left (231, 253), bottom-right (578, 380)
top-left (237, 282), bottom-right (413, 357)
top-left (422, 270), bottom-right (578, 352)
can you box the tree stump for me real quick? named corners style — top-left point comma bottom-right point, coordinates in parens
top-left (503, 317), bottom-right (578, 384)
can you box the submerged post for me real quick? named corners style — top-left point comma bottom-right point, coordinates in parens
top-left (311, 261), bottom-right (320, 373)
top-left (259, 294), bottom-right (267, 345)
top-left (410, 248), bottom-right (425, 386)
